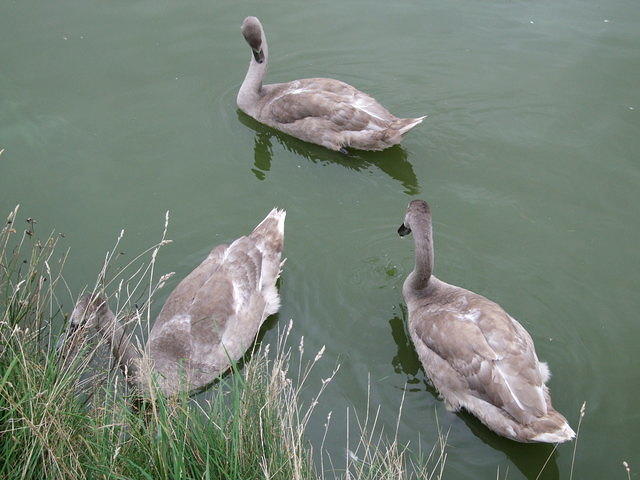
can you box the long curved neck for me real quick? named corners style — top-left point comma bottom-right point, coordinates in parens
top-left (94, 305), bottom-right (142, 390)
top-left (237, 35), bottom-right (269, 114)
top-left (409, 217), bottom-right (434, 290)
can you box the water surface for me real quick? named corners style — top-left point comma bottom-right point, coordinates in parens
top-left (1, 0), bottom-right (639, 477)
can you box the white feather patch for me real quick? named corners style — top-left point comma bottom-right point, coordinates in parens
top-left (532, 422), bottom-right (575, 442)
top-left (398, 116), bottom-right (426, 135)
top-left (494, 364), bottom-right (525, 410)
top-left (255, 208), bottom-right (286, 233)
top-left (262, 284), bottom-right (281, 317)
top-left (459, 309), bottom-right (481, 323)
top-left (539, 361), bottom-right (551, 383)
top-left (268, 86), bottom-right (310, 107)
top-left (352, 97), bottom-right (386, 121)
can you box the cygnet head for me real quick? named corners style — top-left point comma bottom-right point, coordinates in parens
top-left (241, 16), bottom-right (265, 64)
top-left (398, 199), bottom-right (431, 236)
top-left (57, 293), bottom-right (108, 353)
top-left (69, 293), bottom-right (109, 329)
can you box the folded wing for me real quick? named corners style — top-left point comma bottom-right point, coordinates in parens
top-left (414, 298), bottom-right (547, 424)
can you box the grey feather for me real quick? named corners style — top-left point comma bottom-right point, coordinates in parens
top-left (237, 17), bottom-right (426, 152)
top-left (399, 199), bottom-right (574, 443)
top-left (64, 209), bottom-right (286, 397)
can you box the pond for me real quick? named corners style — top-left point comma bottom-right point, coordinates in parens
top-left (1, 0), bottom-right (639, 477)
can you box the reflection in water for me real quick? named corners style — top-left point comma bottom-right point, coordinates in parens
top-left (251, 130), bottom-right (273, 180)
top-left (389, 309), bottom-right (422, 389)
top-left (460, 412), bottom-right (561, 480)
top-left (237, 111), bottom-right (420, 194)
top-left (388, 307), bottom-right (560, 479)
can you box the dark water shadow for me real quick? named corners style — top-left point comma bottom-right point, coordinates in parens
top-left (459, 412), bottom-right (561, 479)
top-left (389, 305), bottom-right (561, 479)
top-left (237, 110), bottom-right (420, 194)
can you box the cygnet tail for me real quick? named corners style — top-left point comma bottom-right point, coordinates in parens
top-left (531, 419), bottom-right (576, 443)
top-left (250, 209), bottom-right (286, 312)
top-left (252, 208), bottom-right (286, 240)
top-left (396, 115), bottom-right (427, 135)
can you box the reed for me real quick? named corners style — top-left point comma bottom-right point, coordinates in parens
top-left (0, 206), bottom-right (446, 480)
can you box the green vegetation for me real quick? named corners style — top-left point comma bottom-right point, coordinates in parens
top-left (0, 207), bottom-right (446, 480)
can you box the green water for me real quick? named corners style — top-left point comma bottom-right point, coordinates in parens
top-left (2, 0), bottom-right (639, 477)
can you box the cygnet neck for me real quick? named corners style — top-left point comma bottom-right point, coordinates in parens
top-left (409, 215), bottom-right (434, 291)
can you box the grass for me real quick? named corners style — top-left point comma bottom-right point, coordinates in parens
top-left (0, 206), bottom-right (446, 480)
